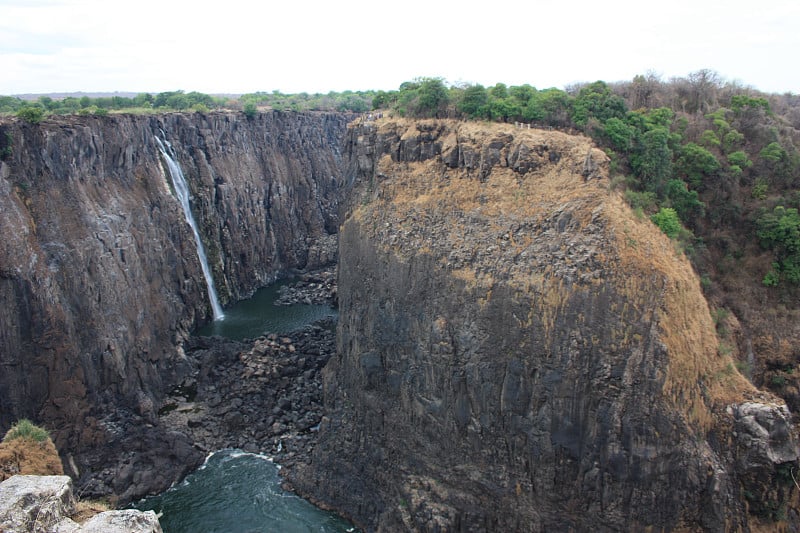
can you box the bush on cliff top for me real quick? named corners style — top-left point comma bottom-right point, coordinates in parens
top-left (16, 105), bottom-right (46, 124)
top-left (3, 419), bottom-right (50, 443)
top-left (1, 419), bottom-right (63, 482)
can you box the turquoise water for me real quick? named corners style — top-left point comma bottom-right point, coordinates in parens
top-left (133, 279), bottom-right (352, 532)
top-left (196, 279), bottom-right (336, 340)
top-left (134, 449), bottom-right (353, 533)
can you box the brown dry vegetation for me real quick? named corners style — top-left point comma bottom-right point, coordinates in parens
top-left (0, 436), bottom-right (63, 481)
top-left (357, 118), bottom-right (760, 430)
top-left (0, 427), bottom-right (112, 525)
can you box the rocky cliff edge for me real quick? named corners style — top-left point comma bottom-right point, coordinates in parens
top-left (288, 119), bottom-right (799, 531)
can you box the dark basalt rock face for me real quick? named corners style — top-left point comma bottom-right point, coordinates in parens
top-left (288, 119), bottom-right (799, 532)
top-left (0, 111), bottom-right (348, 501)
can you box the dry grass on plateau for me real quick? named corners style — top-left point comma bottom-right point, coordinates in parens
top-left (582, 175), bottom-right (754, 430)
top-left (364, 118), bottom-right (757, 429)
top-left (376, 120), bottom-right (605, 222)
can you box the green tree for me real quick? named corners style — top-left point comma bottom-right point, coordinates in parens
top-left (37, 96), bottom-right (58, 111)
top-left (727, 150), bottom-right (752, 169)
top-left (488, 83), bottom-right (509, 100)
top-left (0, 96), bottom-right (24, 113)
top-left (665, 179), bottom-right (704, 223)
top-left (760, 142), bottom-right (787, 165)
top-left (372, 90), bottom-right (397, 110)
top-left (509, 84), bottom-right (536, 106)
top-left (632, 127), bottom-right (673, 195)
top-left (133, 93), bottom-right (154, 108)
top-left (603, 117), bottom-right (635, 151)
top-left (17, 106), bottom-right (46, 124)
top-left (59, 97), bottom-right (82, 113)
top-left (243, 102), bottom-right (257, 119)
top-left (416, 77), bottom-right (448, 117)
top-left (458, 84), bottom-right (488, 118)
top-left (757, 206), bottom-right (800, 284)
top-left (722, 129), bottom-right (744, 153)
top-left (731, 94), bottom-right (770, 114)
top-left (536, 88), bottom-right (571, 127)
top-left (675, 142), bottom-right (720, 188)
top-left (488, 97), bottom-right (520, 122)
top-left (571, 81), bottom-right (627, 127)
top-left (700, 129), bottom-right (720, 148)
top-left (651, 207), bottom-right (682, 239)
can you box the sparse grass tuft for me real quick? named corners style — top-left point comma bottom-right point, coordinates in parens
top-left (3, 419), bottom-right (50, 443)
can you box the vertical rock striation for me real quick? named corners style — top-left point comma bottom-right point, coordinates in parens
top-left (0, 111), bottom-right (348, 500)
top-left (289, 119), bottom-right (799, 531)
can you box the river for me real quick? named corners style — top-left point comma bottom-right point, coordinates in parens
top-left (133, 278), bottom-right (353, 532)
top-left (196, 279), bottom-right (337, 341)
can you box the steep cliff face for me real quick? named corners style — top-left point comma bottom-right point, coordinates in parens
top-left (0, 111), bottom-right (348, 499)
top-left (290, 119), bottom-right (799, 531)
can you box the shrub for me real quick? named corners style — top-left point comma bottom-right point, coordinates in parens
top-left (752, 178), bottom-right (769, 200)
top-left (665, 179), bottom-right (704, 223)
top-left (243, 102), bottom-right (257, 119)
top-left (3, 419), bottom-right (50, 443)
top-left (16, 106), bottom-right (46, 124)
top-left (0, 131), bottom-right (11, 161)
top-left (624, 189), bottom-right (658, 212)
top-left (651, 207), bottom-right (682, 239)
top-left (757, 206), bottom-right (800, 284)
top-left (675, 142), bottom-right (720, 188)
top-left (727, 150), bottom-right (752, 169)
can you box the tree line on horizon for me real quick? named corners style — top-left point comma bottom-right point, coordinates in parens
top-left (2, 71), bottom-right (799, 290)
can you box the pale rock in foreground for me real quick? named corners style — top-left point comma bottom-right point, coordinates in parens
top-left (0, 475), bottom-right (161, 533)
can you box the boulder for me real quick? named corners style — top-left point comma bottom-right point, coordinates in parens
top-left (78, 509), bottom-right (162, 533)
top-left (0, 475), bottom-right (76, 533)
top-left (0, 475), bottom-right (163, 533)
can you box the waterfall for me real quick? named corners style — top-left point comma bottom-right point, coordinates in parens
top-left (156, 137), bottom-right (225, 320)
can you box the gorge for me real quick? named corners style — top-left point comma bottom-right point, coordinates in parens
top-left (0, 111), bottom-right (798, 531)
top-left (0, 111), bottom-right (347, 501)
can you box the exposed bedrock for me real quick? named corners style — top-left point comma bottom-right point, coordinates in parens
top-left (289, 119), bottom-right (799, 531)
top-left (0, 111), bottom-right (348, 500)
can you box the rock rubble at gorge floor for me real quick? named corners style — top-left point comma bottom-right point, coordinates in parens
top-left (156, 270), bottom-right (339, 475)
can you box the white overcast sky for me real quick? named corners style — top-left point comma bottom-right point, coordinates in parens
top-left (1, 0), bottom-right (798, 96)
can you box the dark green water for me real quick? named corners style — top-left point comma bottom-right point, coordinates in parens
top-left (133, 279), bottom-right (351, 532)
top-left (134, 449), bottom-right (353, 533)
top-left (197, 279), bottom-right (337, 340)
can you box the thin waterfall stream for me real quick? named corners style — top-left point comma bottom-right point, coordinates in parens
top-left (157, 136), bottom-right (225, 320)
top-left (146, 139), bottom-right (349, 530)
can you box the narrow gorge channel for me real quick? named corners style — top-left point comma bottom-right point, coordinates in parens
top-left (133, 274), bottom-right (351, 532)
top-left (0, 111), bottom-right (350, 505)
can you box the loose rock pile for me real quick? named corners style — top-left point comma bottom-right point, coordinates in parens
top-left (159, 316), bottom-right (336, 472)
top-left (72, 271), bottom-right (340, 503)
top-left (274, 268), bottom-right (337, 306)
